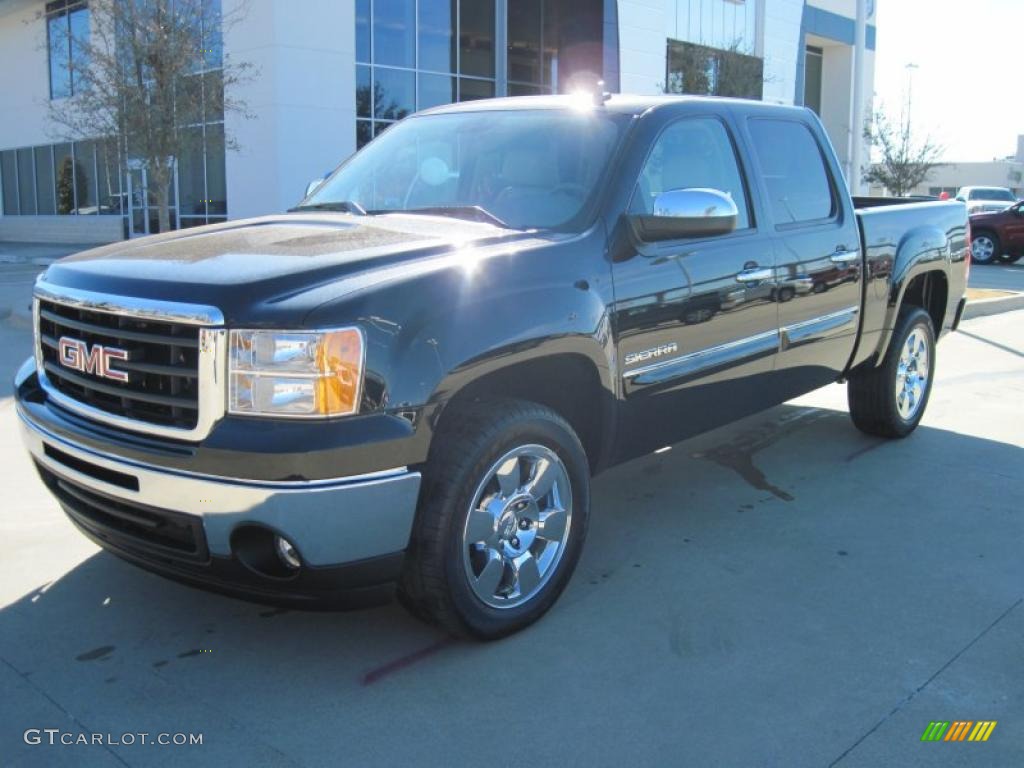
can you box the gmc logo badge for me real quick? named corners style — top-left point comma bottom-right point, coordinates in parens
top-left (57, 337), bottom-right (129, 383)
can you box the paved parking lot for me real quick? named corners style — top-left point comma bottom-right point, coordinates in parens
top-left (0, 290), bottom-right (1021, 766)
top-left (969, 261), bottom-right (1024, 292)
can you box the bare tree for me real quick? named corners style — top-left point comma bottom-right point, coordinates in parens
top-left (44, 0), bottom-right (252, 233)
top-left (664, 40), bottom-right (770, 101)
top-left (862, 107), bottom-right (943, 197)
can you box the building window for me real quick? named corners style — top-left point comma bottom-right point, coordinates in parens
top-left (507, 0), bottom-right (558, 95)
top-left (35, 146), bottom-right (56, 215)
top-left (666, 39), bottom-right (764, 100)
top-left (1, 151), bottom-right (19, 216)
top-left (803, 46), bottom-right (823, 115)
top-left (17, 149), bottom-right (37, 216)
top-left (356, 0), bottom-right (502, 149)
top-left (177, 123), bottom-right (227, 229)
top-left (47, 0), bottom-right (89, 100)
top-left (0, 139), bottom-right (122, 217)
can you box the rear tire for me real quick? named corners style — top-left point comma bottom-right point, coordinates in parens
top-left (776, 286), bottom-right (796, 302)
top-left (970, 231), bottom-right (1001, 265)
top-left (398, 399), bottom-right (590, 640)
top-left (847, 307), bottom-right (936, 438)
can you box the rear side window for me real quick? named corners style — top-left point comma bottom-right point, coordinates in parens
top-left (629, 117), bottom-right (751, 231)
top-left (748, 118), bottom-right (835, 225)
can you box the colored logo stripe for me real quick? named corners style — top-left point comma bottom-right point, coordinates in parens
top-left (921, 722), bottom-right (949, 741)
top-left (969, 721), bottom-right (998, 742)
top-left (944, 721), bottom-right (972, 741)
top-left (921, 721), bottom-right (996, 742)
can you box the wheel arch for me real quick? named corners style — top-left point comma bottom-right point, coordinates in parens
top-left (868, 224), bottom-right (954, 366)
top-left (431, 349), bottom-right (616, 475)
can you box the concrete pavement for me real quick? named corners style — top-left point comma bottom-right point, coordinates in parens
top-left (968, 261), bottom-right (1024, 293)
top-left (0, 241), bottom-right (93, 267)
top-left (0, 307), bottom-right (1020, 767)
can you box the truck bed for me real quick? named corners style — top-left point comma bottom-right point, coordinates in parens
top-left (850, 197), bottom-right (969, 372)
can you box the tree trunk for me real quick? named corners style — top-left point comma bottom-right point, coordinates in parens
top-left (150, 162), bottom-right (172, 234)
top-left (156, 191), bottom-right (171, 234)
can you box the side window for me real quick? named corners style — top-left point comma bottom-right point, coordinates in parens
top-left (629, 117), bottom-right (751, 231)
top-left (748, 118), bottom-right (835, 225)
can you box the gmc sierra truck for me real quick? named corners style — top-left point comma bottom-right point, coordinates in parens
top-left (16, 95), bottom-right (969, 639)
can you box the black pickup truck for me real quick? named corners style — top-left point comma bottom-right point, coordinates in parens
top-left (16, 95), bottom-right (969, 639)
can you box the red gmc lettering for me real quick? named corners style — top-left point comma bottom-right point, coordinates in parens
top-left (57, 337), bottom-right (129, 383)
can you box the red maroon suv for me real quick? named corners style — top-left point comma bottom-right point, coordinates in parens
top-left (970, 202), bottom-right (1024, 264)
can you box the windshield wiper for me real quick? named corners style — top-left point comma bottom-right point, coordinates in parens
top-left (374, 205), bottom-right (510, 229)
top-left (289, 200), bottom-right (368, 215)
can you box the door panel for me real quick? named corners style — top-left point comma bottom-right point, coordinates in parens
top-left (772, 231), bottom-right (861, 374)
top-left (745, 118), bottom-right (862, 387)
top-left (611, 116), bottom-right (780, 462)
top-left (613, 232), bottom-right (780, 460)
top-left (1003, 206), bottom-right (1024, 251)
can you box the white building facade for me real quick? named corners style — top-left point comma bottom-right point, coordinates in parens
top-left (0, 0), bottom-right (877, 244)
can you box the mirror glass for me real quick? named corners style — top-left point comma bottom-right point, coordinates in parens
top-left (305, 178), bottom-right (326, 198)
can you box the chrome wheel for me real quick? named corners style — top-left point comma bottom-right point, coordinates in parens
top-left (895, 327), bottom-right (930, 421)
top-left (972, 235), bottom-right (996, 263)
top-left (461, 444), bottom-right (572, 609)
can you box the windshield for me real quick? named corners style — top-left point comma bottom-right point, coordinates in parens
top-left (303, 109), bottom-right (628, 230)
top-left (970, 188), bottom-right (1015, 201)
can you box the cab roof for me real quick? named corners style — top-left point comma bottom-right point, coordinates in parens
top-left (417, 93), bottom-right (813, 121)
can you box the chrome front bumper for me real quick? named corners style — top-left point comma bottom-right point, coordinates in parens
top-left (19, 406), bottom-right (422, 567)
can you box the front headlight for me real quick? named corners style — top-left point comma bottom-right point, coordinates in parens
top-left (228, 328), bottom-right (364, 418)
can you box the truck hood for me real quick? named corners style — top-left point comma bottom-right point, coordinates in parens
top-left (41, 212), bottom-right (533, 324)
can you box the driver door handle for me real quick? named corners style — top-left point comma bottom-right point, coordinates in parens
top-left (830, 248), bottom-right (860, 264)
top-left (735, 267), bottom-right (774, 283)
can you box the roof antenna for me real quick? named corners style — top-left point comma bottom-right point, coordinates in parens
top-left (592, 80), bottom-right (612, 106)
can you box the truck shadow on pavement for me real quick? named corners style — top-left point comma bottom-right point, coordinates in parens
top-left (2, 403), bottom-right (1022, 765)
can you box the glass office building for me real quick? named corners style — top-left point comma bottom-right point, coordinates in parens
top-left (0, 0), bottom-right (875, 243)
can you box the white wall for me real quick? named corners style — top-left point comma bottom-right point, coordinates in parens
top-left (0, 0), bottom-right (54, 151)
top-left (760, 0), bottom-right (804, 104)
top-left (617, 0), bottom-right (668, 95)
top-left (223, 0), bottom-right (356, 220)
top-left (818, 42), bottom-right (853, 173)
top-left (901, 161), bottom-right (1024, 197)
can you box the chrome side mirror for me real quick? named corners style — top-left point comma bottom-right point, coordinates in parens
top-left (632, 188), bottom-right (739, 242)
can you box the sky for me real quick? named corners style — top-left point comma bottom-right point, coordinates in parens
top-left (873, 0), bottom-right (1023, 162)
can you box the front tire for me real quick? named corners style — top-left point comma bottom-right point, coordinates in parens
top-left (970, 231), bottom-right (1001, 264)
top-left (847, 307), bottom-right (936, 438)
top-left (399, 399), bottom-right (590, 639)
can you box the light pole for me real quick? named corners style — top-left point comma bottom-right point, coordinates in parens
top-left (905, 62), bottom-right (919, 118)
top-left (849, 0), bottom-right (868, 194)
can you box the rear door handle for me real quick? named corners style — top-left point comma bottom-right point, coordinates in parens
top-left (830, 248), bottom-right (860, 264)
top-left (736, 267), bottom-right (774, 282)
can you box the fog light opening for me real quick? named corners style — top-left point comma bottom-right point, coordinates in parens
top-left (231, 525), bottom-right (301, 580)
top-left (275, 535), bottom-right (302, 569)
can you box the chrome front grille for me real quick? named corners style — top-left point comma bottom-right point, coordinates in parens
top-left (39, 298), bottom-right (202, 429)
top-left (33, 281), bottom-right (227, 441)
